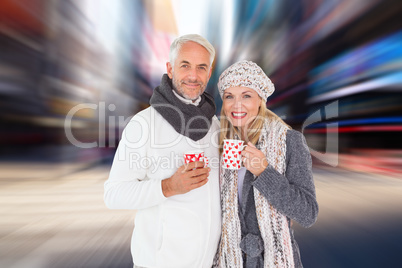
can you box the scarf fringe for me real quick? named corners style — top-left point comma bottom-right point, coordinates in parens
top-left (215, 117), bottom-right (294, 268)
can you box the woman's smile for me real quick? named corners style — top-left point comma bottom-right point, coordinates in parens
top-left (231, 112), bottom-right (247, 119)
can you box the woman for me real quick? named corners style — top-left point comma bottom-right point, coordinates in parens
top-left (214, 60), bottom-right (318, 268)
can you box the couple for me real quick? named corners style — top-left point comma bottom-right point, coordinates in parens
top-left (104, 34), bottom-right (318, 268)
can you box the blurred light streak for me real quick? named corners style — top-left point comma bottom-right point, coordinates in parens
top-left (144, 0), bottom-right (178, 35)
top-left (81, 0), bottom-right (124, 53)
top-left (172, 0), bottom-right (208, 36)
top-left (307, 116), bottom-right (402, 128)
top-left (295, 0), bottom-right (380, 52)
top-left (339, 95), bottom-right (402, 117)
top-left (308, 30), bottom-right (402, 100)
top-left (335, 150), bottom-right (402, 175)
top-left (267, 84), bottom-right (307, 106)
top-left (0, 0), bottom-right (48, 36)
top-left (218, 0), bottom-right (234, 65)
top-left (135, 0), bottom-right (180, 89)
top-left (234, 0), bottom-right (275, 32)
top-left (221, 0), bottom-right (278, 65)
top-left (305, 125), bottom-right (402, 133)
top-left (308, 71), bottom-right (402, 104)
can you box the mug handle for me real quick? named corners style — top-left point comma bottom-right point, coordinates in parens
top-left (204, 156), bottom-right (209, 168)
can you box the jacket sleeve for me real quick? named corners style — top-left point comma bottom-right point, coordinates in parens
top-left (104, 113), bottom-right (167, 210)
top-left (252, 130), bottom-right (318, 227)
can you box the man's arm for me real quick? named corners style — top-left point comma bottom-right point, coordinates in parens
top-left (104, 116), bottom-right (167, 210)
top-left (104, 114), bottom-right (210, 209)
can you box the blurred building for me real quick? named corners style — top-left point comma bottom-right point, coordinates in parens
top-left (206, 0), bottom-right (402, 176)
top-left (0, 0), bottom-right (143, 163)
top-left (0, 0), bottom-right (401, 175)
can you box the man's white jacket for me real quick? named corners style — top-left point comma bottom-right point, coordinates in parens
top-left (104, 106), bottom-right (221, 268)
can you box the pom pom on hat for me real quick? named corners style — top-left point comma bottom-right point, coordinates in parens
top-left (217, 60), bottom-right (274, 102)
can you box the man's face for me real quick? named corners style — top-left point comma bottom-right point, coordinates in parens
top-left (166, 41), bottom-right (212, 101)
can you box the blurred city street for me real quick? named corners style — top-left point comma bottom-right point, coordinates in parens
top-left (1, 0), bottom-right (402, 267)
top-left (0, 162), bottom-right (134, 268)
top-left (1, 162), bottom-right (402, 268)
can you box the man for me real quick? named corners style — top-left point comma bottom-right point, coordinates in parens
top-left (104, 34), bottom-right (221, 268)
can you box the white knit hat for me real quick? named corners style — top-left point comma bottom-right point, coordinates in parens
top-left (217, 60), bottom-right (275, 102)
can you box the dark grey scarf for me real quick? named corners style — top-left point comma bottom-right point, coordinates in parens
top-left (149, 74), bottom-right (216, 141)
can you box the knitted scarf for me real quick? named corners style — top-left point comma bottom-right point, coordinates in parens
top-left (149, 74), bottom-right (216, 141)
top-left (215, 116), bottom-right (294, 268)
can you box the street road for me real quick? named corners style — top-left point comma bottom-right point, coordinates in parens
top-left (1, 163), bottom-right (401, 268)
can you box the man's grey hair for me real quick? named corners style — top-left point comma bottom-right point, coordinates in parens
top-left (169, 34), bottom-right (215, 68)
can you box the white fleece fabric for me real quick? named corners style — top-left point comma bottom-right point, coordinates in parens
top-left (104, 107), bottom-right (221, 268)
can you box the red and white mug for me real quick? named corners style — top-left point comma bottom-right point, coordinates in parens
top-left (222, 139), bottom-right (246, 170)
top-left (183, 151), bottom-right (209, 167)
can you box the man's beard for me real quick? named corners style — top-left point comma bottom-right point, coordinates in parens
top-left (172, 76), bottom-right (206, 101)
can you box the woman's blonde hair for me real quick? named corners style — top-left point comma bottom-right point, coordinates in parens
top-left (219, 98), bottom-right (290, 154)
